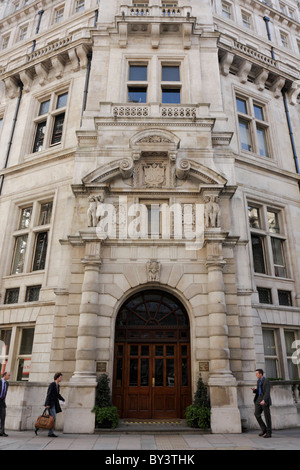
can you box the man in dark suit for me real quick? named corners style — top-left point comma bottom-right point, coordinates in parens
top-left (0, 371), bottom-right (10, 437)
top-left (44, 372), bottom-right (65, 437)
top-left (252, 369), bottom-right (272, 438)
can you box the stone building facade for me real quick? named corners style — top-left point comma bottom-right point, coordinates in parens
top-left (0, 0), bottom-right (300, 434)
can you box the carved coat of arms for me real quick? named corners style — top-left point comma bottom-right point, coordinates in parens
top-left (144, 163), bottom-right (165, 188)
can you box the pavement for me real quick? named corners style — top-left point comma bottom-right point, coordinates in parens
top-left (0, 422), bottom-right (299, 453)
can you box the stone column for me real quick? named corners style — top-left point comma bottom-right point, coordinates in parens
top-left (64, 240), bottom-right (101, 433)
top-left (206, 240), bottom-right (241, 433)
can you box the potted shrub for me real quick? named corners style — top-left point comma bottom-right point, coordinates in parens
top-left (92, 374), bottom-right (119, 429)
top-left (186, 374), bottom-right (211, 429)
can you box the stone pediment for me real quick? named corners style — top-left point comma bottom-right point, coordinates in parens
top-left (79, 156), bottom-right (227, 193)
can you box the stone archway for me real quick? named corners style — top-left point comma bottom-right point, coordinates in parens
top-left (112, 289), bottom-right (192, 419)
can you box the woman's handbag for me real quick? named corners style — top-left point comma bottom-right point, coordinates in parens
top-left (34, 408), bottom-right (55, 434)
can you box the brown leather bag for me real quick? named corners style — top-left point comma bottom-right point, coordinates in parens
top-left (35, 408), bottom-right (55, 431)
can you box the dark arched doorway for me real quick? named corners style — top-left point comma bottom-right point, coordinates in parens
top-left (112, 290), bottom-right (192, 419)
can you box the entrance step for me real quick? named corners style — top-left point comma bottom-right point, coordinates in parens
top-left (95, 419), bottom-right (211, 434)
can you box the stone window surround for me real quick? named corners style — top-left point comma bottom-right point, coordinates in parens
top-left (124, 56), bottom-right (185, 104)
top-left (235, 91), bottom-right (272, 159)
top-left (10, 198), bottom-right (54, 277)
top-left (248, 201), bottom-right (289, 278)
top-left (31, 86), bottom-right (69, 155)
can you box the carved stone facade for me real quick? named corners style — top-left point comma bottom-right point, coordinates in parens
top-left (0, 0), bottom-right (300, 435)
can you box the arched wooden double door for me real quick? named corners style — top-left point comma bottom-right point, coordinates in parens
top-left (112, 290), bottom-right (192, 419)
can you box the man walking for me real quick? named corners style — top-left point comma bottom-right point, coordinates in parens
top-left (252, 369), bottom-right (272, 438)
top-left (0, 371), bottom-right (10, 437)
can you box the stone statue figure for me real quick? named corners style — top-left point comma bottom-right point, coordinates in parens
top-left (87, 193), bottom-right (105, 227)
top-left (204, 195), bottom-right (221, 228)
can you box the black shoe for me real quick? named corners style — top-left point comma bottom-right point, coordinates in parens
top-left (48, 433), bottom-right (58, 437)
top-left (0, 433), bottom-right (8, 437)
top-left (263, 433), bottom-right (272, 438)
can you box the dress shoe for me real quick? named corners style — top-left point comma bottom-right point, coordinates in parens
top-left (263, 433), bottom-right (272, 438)
top-left (0, 433), bottom-right (8, 437)
top-left (258, 431), bottom-right (266, 436)
top-left (48, 433), bottom-right (58, 437)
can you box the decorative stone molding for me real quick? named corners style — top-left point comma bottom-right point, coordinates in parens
top-left (147, 260), bottom-right (161, 282)
top-left (176, 159), bottom-right (191, 180)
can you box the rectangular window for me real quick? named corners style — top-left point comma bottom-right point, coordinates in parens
top-left (262, 329), bottom-right (279, 379)
top-left (25, 285), bottom-right (41, 302)
top-left (236, 95), bottom-right (270, 158)
top-left (241, 11), bottom-right (251, 28)
top-left (221, 1), bottom-right (232, 18)
top-left (285, 331), bottom-right (299, 379)
top-left (17, 328), bottom-right (35, 381)
top-left (248, 203), bottom-right (288, 279)
top-left (278, 290), bottom-right (292, 306)
top-left (19, 25), bottom-right (28, 41)
top-left (161, 65), bottom-right (181, 104)
top-left (19, 206), bottom-right (33, 230)
top-left (4, 288), bottom-right (20, 304)
top-left (54, 6), bottom-right (64, 23)
top-left (32, 232), bottom-right (48, 271)
top-left (2, 34), bottom-right (10, 50)
top-left (75, 0), bottom-right (85, 12)
top-left (32, 91), bottom-right (68, 153)
top-left (11, 201), bottom-right (53, 276)
top-left (280, 32), bottom-right (288, 48)
top-left (0, 329), bottom-right (12, 375)
top-left (128, 64), bottom-right (147, 103)
top-left (251, 234), bottom-right (266, 274)
top-left (11, 235), bottom-right (28, 274)
top-left (257, 287), bottom-right (272, 304)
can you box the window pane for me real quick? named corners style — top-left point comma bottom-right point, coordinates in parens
top-left (166, 359), bottom-right (175, 386)
top-left (19, 207), bottom-right (32, 229)
top-left (155, 358), bottom-right (164, 386)
top-left (236, 97), bottom-right (247, 114)
top-left (56, 92), bottom-right (68, 109)
top-left (257, 287), bottom-right (272, 304)
top-left (239, 118), bottom-right (252, 151)
top-left (19, 328), bottom-right (34, 355)
top-left (162, 66), bottom-right (180, 81)
top-left (32, 232), bottom-right (48, 271)
top-left (12, 235), bottom-right (28, 274)
top-left (129, 65), bottom-right (147, 81)
top-left (248, 205), bottom-right (261, 229)
top-left (39, 100), bottom-right (50, 115)
top-left (129, 358), bottom-right (138, 386)
top-left (51, 113), bottom-right (65, 145)
top-left (254, 104), bottom-right (264, 121)
top-left (271, 237), bottom-right (286, 277)
top-left (33, 121), bottom-right (46, 152)
top-left (141, 358), bottom-right (149, 386)
top-left (251, 234), bottom-right (266, 273)
top-left (263, 329), bottom-right (276, 356)
top-left (267, 211), bottom-right (280, 233)
top-left (162, 88), bottom-right (180, 104)
top-left (128, 87), bottom-right (147, 103)
top-left (278, 290), bottom-right (292, 306)
top-left (0, 329), bottom-right (12, 356)
top-left (25, 285), bottom-right (41, 302)
top-left (39, 202), bottom-right (53, 225)
top-left (265, 358), bottom-right (278, 378)
top-left (4, 288), bottom-right (19, 304)
top-left (257, 126), bottom-right (269, 157)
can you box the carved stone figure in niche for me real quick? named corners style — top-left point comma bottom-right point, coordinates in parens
top-left (147, 260), bottom-right (160, 282)
top-left (204, 195), bottom-right (221, 228)
top-left (87, 192), bottom-right (105, 227)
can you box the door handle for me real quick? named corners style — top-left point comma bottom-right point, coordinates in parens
top-left (152, 377), bottom-right (155, 388)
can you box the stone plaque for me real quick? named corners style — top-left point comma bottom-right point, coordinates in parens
top-left (199, 362), bottom-right (209, 372)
